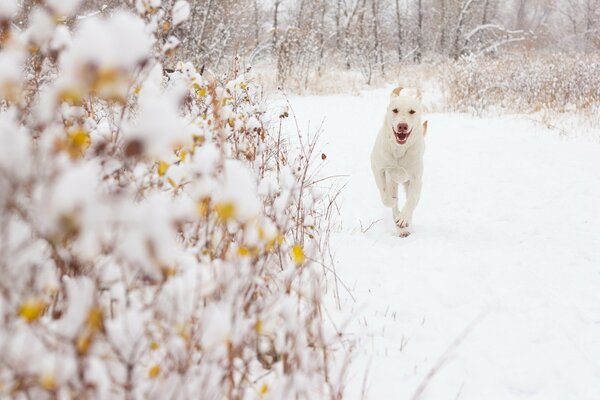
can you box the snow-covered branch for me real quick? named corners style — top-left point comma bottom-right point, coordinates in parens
top-left (0, 1), bottom-right (348, 398)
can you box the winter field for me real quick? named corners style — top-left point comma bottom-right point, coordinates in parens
top-left (283, 89), bottom-right (600, 399)
top-left (2, 1), bottom-right (600, 399)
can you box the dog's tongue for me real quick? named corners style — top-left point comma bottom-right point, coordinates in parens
top-left (397, 132), bottom-right (408, 141)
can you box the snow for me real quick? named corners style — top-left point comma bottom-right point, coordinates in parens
top-left (26, 8), bottom-right (56, 46)
top-left (136, 0), bottom-right (162, 14)
top-left (284, 88), bottom-right (600, 399)
top-left (46, 0), bottom-right (82, 17)
top-left (0, 0), bottom-right (18, 20)
top-left (171, 1), bottom-right (190, 26)
top-left (0, 108), bottom-right (29, 178)
top-left (218, 160), bottom-right (262, 223)
top-left (54, 277), bottom-right (95, 339)
top-left (67, 12), bottom-right (152, 71)
top-left (124, 84), bottom-right (187, 158)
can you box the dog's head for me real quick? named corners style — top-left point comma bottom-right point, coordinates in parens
top-left (387, 87), bottom-right (424, 145)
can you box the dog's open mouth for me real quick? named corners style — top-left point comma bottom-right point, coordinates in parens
top-left (394, 129), bottom-right (412, 144)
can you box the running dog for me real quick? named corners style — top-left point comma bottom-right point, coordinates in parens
top-left (371, 87), bottom-right (427, 237)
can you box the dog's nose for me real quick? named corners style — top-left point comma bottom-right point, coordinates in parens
top-left (397, 122), bottom-right (408, 132)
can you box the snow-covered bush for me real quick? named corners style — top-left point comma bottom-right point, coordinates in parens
top-left (0, 1), bottom-right (347, 399)
top-left (445, 53), bottom-right (600, 113)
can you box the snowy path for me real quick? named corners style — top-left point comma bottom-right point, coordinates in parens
top-left (285, 89), bottom-right (600, 399)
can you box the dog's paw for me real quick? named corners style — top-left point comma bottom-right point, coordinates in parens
top-left (397, 227), bottom-right (411, 238)
top-left (394, 210), bottom-right (411, 229)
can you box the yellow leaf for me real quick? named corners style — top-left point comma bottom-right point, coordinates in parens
top-left (2, 81), bottom-right (21, 103)
top-left (260, 383), bottom-right (268, 396)
top-left (214, 202), bottom-right (235, 221)
top-left (162, 266), bottom-right (177, 278)
top-left (86, 307), bottom-right (103, 332)
top-left (167, 177), bottom-right (177, 188)
top-left (18, 298), bottom-right (46, 323)
top-left (177, 324), bottom-right (190, 342)
top-left (39, 373), bottom-right (56, 391)
top-left (238, 246), bottom-right (251, 257)
top-left (254, 320), bottom-right (263, 334)
top-left (158, 161), bottom-right (169, 176)
top-left (291, 245), bottom-right (305, 265)
top-left (92, 68), bottom-right (120, 93)
top-left (192, 134), bottom-right (205, 145)
top-left (148, 364), bottom-right (161, 379)
top-left (265, 233), bottom-right (284, 252)
top-left (196, 197), bottom-right (210, 218)
top-left (58, 88), bottom-right (83, 106)
top-left (179, 150), bottom-right (187, 162)
top-left (67, 129), bottom-right (91, 159)
top-left (76, 332), bottom-right (93, 355)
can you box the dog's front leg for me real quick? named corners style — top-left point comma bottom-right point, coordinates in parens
top-left (373, 168), bottom-right (396, 208)
top-left (394, 176), bottom-right (422, 236)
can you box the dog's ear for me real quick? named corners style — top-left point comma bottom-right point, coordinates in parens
top-left (391, 86), bottom-right (403, 97)
top-left (416, 88), bottom-right (423, 101)
top-left (422, 120), bottom-right (428, 137)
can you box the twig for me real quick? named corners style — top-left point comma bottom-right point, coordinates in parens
top-left (411, 311), bottom-right (486, 400)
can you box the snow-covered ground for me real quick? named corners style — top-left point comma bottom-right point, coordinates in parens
top-left (284, 89), bottom-right (600, 399)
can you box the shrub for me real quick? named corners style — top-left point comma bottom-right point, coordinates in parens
top-left (445, 52), bottom-right (600, 113)
top-left (0, 1), bottom-right (346, 398)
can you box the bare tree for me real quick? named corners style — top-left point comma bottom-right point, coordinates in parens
top-left (372, 0), bottom-right (385, 75)
top-left (73, 0), bottom-right (600, 85)
top-left (416, 0), bottom-right (424, 62)
top-left (395, 0), bottom-right (404, 61)
top-left (452, 0), bottom-right (477, 59)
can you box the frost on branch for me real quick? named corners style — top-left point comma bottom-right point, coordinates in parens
top-left (0, 3), bottom-right (348, 399)
top-left (445, 53), bottom-right (600, 114)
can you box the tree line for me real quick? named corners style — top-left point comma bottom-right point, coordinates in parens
top-left (19, 0), bottom-right (600, 86)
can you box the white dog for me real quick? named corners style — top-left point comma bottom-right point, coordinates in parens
top-left (371, 87), bottom-right (427, 237)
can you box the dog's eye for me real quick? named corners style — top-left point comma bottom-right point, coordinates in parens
top-left (392, 108), bottom-right (398, 114)
top-left (409, 110), bottom-right (416, 115)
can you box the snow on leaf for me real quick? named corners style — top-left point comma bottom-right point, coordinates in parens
top-left (171, 1), bottom-right (190, 26)
top-left (0, 0), bottom-right (18, 20)
top-left (46, 0), bottom-right (82, 17)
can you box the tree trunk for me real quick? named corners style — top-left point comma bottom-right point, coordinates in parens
top-left (438, 0), bottom-right (447, 54)
top-left (452, 0), bottom-right (476, 59)
top-left (273, 0), bottom-right (280, 50)
top-left (372, 0), bottom-right (384, 75)
top-left (253, 0), bottom-right (260, 47)
top-left (416, 0), bottom-right (423, 62)
top-left (515, 0), bottom-right (527, 31)
top-left (482, 0), bottom-right (492, 25)
top-left (395, 0), bottom-right (403, 61)
top-left (317, 1), bottom-right (328, 74)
